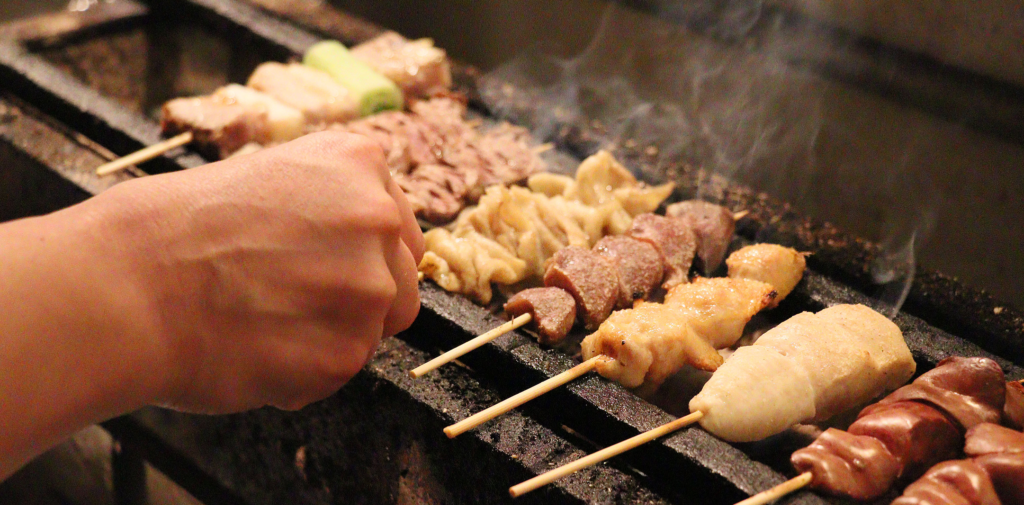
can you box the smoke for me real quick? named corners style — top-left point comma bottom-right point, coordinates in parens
top-left (480, 1), bottom-right (936, 315)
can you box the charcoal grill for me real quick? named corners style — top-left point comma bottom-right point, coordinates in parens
top-left (2, 1), bottom-right (1024, 504)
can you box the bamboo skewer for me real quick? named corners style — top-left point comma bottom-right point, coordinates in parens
top-left (443, 355), bottom-right (602, 438)
top-left (733, 472), bottom-right (813, 505)
top-left (732, 210), bottom-right (749, 221)
top-left (95, 132), bottom-right (194, 176)
top-left (409, 313), bottom-right (532, 378)
top-left (509, 411), bottom-right (705, 497)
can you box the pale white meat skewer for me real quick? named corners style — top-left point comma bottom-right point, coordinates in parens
top-left (511, 303), bottom-right (916, 497)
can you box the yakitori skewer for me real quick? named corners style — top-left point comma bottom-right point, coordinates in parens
top-left (732, 356), bottom-right (1010, 505)
top-left (507, 304), bottom-right (916, 496)
top-left (96, 32), bottom-right (452, 176)
top-left (442, 274), bottom-right (783, 437)
top-left (413, 205), bottom-right (754, 378)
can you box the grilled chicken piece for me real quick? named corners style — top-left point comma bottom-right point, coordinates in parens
top-left (690, 304), bottom-right (914, 442)
top-left (161, 95), bottom-right (267, 160)
top-left (626, 214), bottom-right (697, 290)
top-left (247, 62), bottom-right (359, 124)
top-left (593, 236), bottom-right (663, 309)
top-left (581, 303), bottom-right (722, 388)
top-left (663, 277), bottom-right (776, 349)
top-left (503, 287), bottom-right (577, 345)
top-left (543, 246), bottom-right (619, 330)
top-left (726, 244), bottom-right (807, 306)
top-left (581, 277), bottom-right (775, 389)
top-left (350, 31), bottom-right (452, 99)
top-left (666, 200), bottom-right (735, 274)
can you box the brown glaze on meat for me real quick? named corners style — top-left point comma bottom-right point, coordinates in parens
top-left (503, 287), bottom-right (577, 345)
top-left (593, 236), bottom-right (663, 309)
top-left (976, 453), bottom-right (1024, 504)
top-left (880, 357), bottom-right (1006, 431)
top-left (543, 246), bottom-right (619, 330)
top-left (1004, 381), bottom-right (1024, 430)
top-left (893, 459), bottom-right (1001, 505)
top-left (964, 423), bottom-right (1024, 457)
top-left (850, 401), bottom-right (962, 481)
top-left (626, 214), bottom-right (697, 290)
top-left (791, 428), bottom-right (901, 501)
top-left (665, 200), bottom-right (735, 274)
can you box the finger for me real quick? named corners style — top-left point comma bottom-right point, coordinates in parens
top-left (386, 176), bottom-right (425, 263)
top-left (381, 238), bottom-right (421, 338)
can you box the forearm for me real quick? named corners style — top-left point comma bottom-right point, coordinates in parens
top-left (0, 194), bottom-right (167, 479)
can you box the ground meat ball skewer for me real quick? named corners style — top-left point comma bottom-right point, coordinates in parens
top-left (503, 288), bottom-right (576, 345)
top-left (666, 200), bottom-right (736, 274)
top-left (543, 246), bottom-right (619, 330)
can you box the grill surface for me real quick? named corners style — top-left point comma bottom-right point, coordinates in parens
top-left (2, 1), bottom-right (1023, 504)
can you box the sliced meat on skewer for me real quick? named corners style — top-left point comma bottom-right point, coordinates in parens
top-left (626, 213), bottom-right (697, 290)
top-left (662, 277), bottom-right (778, 349)
top-left (790, 356), bottom-right (1006, 501)
top-left (160, 94), bottom-right (268, 160)
top-left (214, 84), bottom-right (305, 143)
top-left (592, 235), bottom-right (663, 309)
top-left (726, 243), bottom-right (808, 306)
top-left (542, 246), bottom-right (619, 330)
top-left (894, 423), bottom-right (1024, 505)
top-left (666, 200), bottom-right (736, 274)
top-left (580, 277), bottom-right (776, 389)
top-left (503, 288), bottom-right (576, 345)
top-left (247, 62), bottom-right (360, 124)
top-left (691, 304), bottom-right (916, 443)
top-left (512, 304), bottom-right (907, 497)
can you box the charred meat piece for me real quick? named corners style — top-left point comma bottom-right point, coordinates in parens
top-left (161, 95), bottom-right (267, 160)
top-left (666, 200), bottom-right (735, 274)
top-left (626, 214), bottom-right (696, 290)
top-left (1004, 380), bottom-right (1024, 430)
top-left (791, 428), bottom-right (901, 501)
top-left (543, 246), bottom-right (618, 330)
top-left (726, 244), bottom-right (807, 306)
top-left (895, 424), bottom-right (1024, 505)
top-left (878, 356), bottom-right (1007, 431)
top-left (963, 423), bottom-right (1024, 457)
top-left (593, 236), bottom-right (663, 309)
top-left (893, 459), bottom-right (1002, 505)
top-left (662, 277), bottom-right (776, 349)
top-left (503, 287), bottom-right (577, 345)
top-left (849, 401), bottom-right (962, 480)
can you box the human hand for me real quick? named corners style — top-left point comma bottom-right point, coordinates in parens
top-left (97, 132), bottom-right (423, 413)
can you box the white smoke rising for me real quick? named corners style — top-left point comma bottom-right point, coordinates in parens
top-left (480, 0), bottom-right (936, 315)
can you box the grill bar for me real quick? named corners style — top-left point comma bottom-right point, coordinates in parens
top-left (1, 2), bottom-right (1022, 503)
